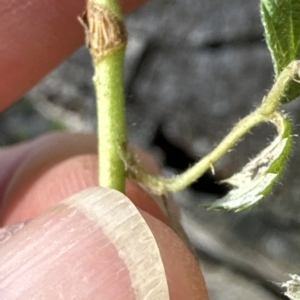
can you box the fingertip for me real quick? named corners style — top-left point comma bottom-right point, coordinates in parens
top-left (0, 0), bottom-right (147, 110)
top-left (0, 187), bottom-right (171, 300)
top-left (0, 133), bottom-right (98, 225)
top-left (125, 179), bottom-right (167, 222)
top-left (120, 0), bottom-right (147, 13)
top-left (141, 211), bottom-right (209, 300)
top-left (1, 155), bottom-right (167, 225)
top-left (0, 133), bottom-right (208, 299)
top-left (0, 133), bottom-right (166, 225)
top-left (0, 190), bottom-right (136, 300)
top-left (0, 0), bottom-right (85, 110)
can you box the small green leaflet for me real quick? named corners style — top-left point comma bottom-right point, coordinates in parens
top-left (208, 112), bottom-right (292, 212)
top-left (281, 274), bottom-right (300, 300)
top-left (260, 0), bottom-right (300, 102)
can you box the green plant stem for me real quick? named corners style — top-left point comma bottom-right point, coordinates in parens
top-left (94, 49), bottom-right (126, 192)
top-left (85, 0), bottom-right (127, 192)
top-left (259, 60), bottom-right (300, 114)
top-left (127, 110), bottom-right (267, 194)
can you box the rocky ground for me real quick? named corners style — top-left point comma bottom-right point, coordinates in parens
top-left (2, 0), bottom-right (300, 299)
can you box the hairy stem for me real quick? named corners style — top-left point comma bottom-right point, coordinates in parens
top-left (126, 60), bottom-right (300, 195)
top-left (84, 0), bottom-right (127, 192)
top-left (126, 110), bottom-right (266, 194)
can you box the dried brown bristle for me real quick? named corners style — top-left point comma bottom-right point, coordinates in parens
top-left (83, 2), bottom-right (127, 63)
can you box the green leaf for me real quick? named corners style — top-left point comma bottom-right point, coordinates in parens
top-left (207, 112), bottom-right (292, 212)
top-left (260, 0), bottom-right (300, 102)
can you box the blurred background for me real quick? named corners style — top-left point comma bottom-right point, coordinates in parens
top-left (2, 0), bottom-right (300, 298)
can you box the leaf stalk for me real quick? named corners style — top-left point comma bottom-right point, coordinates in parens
top-left (125, 61), bottom-right (300, 195)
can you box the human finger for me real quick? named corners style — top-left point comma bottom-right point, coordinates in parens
top-left (0, 0), bottom-right (146, 110)
top-left (0, 187), bottom-right (208, 300)
top-left (0, 133), bottom-right (166, 225)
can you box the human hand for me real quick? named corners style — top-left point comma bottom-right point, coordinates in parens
top-left (0, 1), bottom-right (209, 299)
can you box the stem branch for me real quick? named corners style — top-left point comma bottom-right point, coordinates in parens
top-left (127, 110), bottom-right (266, 194)
top-left (126, 60), bottom-right (300, 195)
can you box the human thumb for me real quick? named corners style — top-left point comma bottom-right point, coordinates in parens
top-left (0, 187), bottom-right (208, 300)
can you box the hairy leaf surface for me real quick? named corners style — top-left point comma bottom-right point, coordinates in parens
top-left (281, 274), bottom-right (300, 300)
top-left (208, 112), bottom-right (292, 212)
top-left (261, 0), bottom-right (300, 102)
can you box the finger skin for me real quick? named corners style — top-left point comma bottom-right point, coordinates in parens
top-left (0, 0), bottom-right (146, 110)
top-left (0, 190), bottom-right (208, 300)
top-left (0, 133), bottom-right (209, 299)
top-left (0, 199), bottom-right (137, 300)
top-left (0, 133), bottom-right (166, 225)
